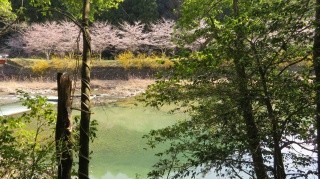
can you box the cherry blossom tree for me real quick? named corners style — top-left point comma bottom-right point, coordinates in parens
top-left (7, 21), bottom-right (82, 59)
top-left (56, 21), bottom-right (82, 57)
top-left (147, 19), bottom-right (175, 52)
top-left (117, 21), bottom-right (147, 52)
top-left (7, 20), bottom-right (183, 58)
top-left (6, 33), bottom-right (25, 56)
top-left (22, 22), bottom-right (62, 60)
top-left (90, 22), bottom-right (118, 59)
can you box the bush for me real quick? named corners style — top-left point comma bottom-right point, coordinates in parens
top-left (0, 91), bottom-right (98, 178)
top-left (31, 60), bottom-right (50, 74)
top-left (116, 51), bottom-right (135, 68)
top-left (30, 57), bottom-right (79, 75)
top-left (0, 91), bottom-right (57, 178)
top-left (51, 57), bottom-right (78, 70)
top-left (116, 51), bottom-right (174, 69)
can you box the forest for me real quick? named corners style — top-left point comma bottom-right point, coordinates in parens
top-left (1, 0), bottom-right (320, 179)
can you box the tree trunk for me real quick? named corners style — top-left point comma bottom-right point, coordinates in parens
top-left (232, 0), bottom-right (268, 178)
top-left (313, 0), bottom-right (320, 177)
top-left (45, 50), bottom-right (51, 60)
top-left (256, 62), bottom-right (285, 179)
top-left (234, 60), bottom-right (268, 179)
top-left (56, 73), bottom-right (73, 179)
top-left (78, 0), bottom-right (91, 178)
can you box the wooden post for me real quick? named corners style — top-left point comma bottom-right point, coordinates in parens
top-left (56, 72), bottom-right (73, 179)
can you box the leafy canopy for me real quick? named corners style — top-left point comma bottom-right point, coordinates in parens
top-left (0, 91), bottom-right (56, 178)
top-left (29, 0), bottom-right (123, 20)
top-left (0, 0), bottom-right (16, 21)
top-left (143, 0), bottom-right (315, 178)
top-left (97, 0), bottom-right (159, 24)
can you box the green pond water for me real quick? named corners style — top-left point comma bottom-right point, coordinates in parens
top-left (2, 97), bottom-right (314, 178)
top-left (89, 99), bottom-right (188, 179)
top-left (0, 97), bottom-right (218, 179)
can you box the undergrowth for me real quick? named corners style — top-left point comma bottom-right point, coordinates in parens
top-left (11, 52), bottom-right (174, 75)
top-left (116, 51), bottom-right (174, 69)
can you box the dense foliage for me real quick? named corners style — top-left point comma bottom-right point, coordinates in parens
top-left (8, 0), bottom-right (181, 24)
top-left (0, 0), bottom-right (15, 23)
top-left (0, 92), bottom-right (57, 178)
top-left (0, 0), bottom-right (16, 36)
top-left (143, 0), bottom-right (316, 178)
top-left (0, 91), bottom-right (98, 178)
top-left (2, 0), bottom-right (320, 178)
top-left (98, 0), bottom-right (159, 24)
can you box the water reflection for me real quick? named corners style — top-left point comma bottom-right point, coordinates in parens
top-left (91, 170), bottom-right (222, 179)
top-left (89, 104), bottom-right (184, 179)
top-left (0, 102), bottom-right (29, 116)
top-left (88, 103), bottom-right (317, 179)
top-left (2, 99), bottom-right (316, 178)
top-left (92, 172), bottom-right (131, 179)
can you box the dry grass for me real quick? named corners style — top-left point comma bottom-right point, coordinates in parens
top-left (91, 78), bottom-right (154, 96)
top-left (91, 59), bottom-right (120, 67)
top-left (0, 78), bottom-right (154, 97)
top-left (11, 58), bottom-right (123, 68)
top-left (0, 79), bottom-right (57, 94)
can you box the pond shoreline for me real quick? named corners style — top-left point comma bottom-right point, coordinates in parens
top-left (0, 79), bottom-right (154, 105)
top-left (0, 61), bottom-right (160, 80)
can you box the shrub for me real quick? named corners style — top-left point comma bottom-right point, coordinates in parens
top-left (0, 91), bottom-right (98, 178)
top-left (30, 57), bottom-right (80, 75)
top-left (51, 56), bottom-right (78, 70)
top-left (116, 51), bottom-right (135, 68)
top-left (116, 51), bottom-right (174, 69)
top-left (0, 91), bottom-right (57, 178)
top-left (31, 60), bottom-right (50, 74)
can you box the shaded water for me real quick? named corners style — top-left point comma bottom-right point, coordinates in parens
top-left (88, 99), bottom-right (224, 179)
top-left (5, 97), bottom-right (315, 179)
top-left (89, 101), bottom-right (186, 179)
top-left (76, 100), bottom-right (318, 179)
top-left (0, 98), bottom-right (240, 179)
top-left (0, 97), bottom-right (191, 178)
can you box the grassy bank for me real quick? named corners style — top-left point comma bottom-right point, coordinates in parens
top-left (3, 56), bottom-right (170, 80)
top-left (8, 52), bottom-right (173, 74)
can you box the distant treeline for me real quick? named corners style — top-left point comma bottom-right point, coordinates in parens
top-left (6, 20), bottom-right (174, 59)
top-left (10, 0), bottom-right (182, 24)
top-left (5, 20), bottom-right (203, 59)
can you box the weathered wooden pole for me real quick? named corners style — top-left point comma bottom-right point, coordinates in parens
top-left (56, 72), bottom-right (73, 179)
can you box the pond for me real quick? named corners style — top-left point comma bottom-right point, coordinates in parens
top-left (0, 96), bottom-right (222, 178)
top-left (89, 99), bottom-right (187, 179)
top-left (0, 96), bottom-right (242, 179)
top-left (83, 98), bottom-right (318, 179)
top-left (88, 98), bottom-right (226, 179)
top-left (0, 102), bottom-right (29, 116)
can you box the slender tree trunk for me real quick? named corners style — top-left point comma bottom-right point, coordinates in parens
top-left (78, 0), bottom-right (91, 178)
top-left (234, 60), bottom-right (268, 179)
top-left (313, 0), bottom-right (320, 177)
top-left (232, 1), bottom-right (267, 178)
top-left (56, 73), bottom-right (73, 179)
top-left (256, 62), bottom-right (285, 179)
